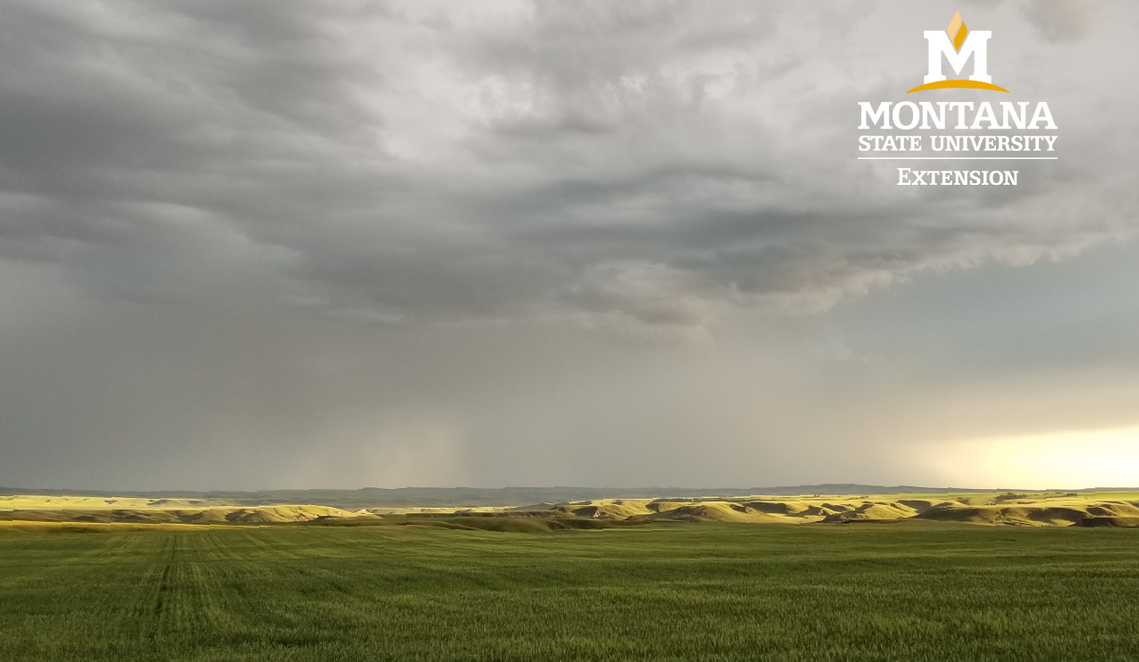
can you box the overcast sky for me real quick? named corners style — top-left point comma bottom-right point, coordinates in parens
top-left (1, 0), bottom-right (1137, 491)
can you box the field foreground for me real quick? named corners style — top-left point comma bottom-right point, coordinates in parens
top-left (1, 522), bottom-right (1138, 661)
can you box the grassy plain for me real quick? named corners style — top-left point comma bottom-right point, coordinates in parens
top-left (1, 521), bottom-right (1138, 661)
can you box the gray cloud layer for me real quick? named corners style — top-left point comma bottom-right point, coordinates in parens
top-left (1, 0), bottom-right (1137, 489)
top-left (4, 0), bottom-right (1133, 330)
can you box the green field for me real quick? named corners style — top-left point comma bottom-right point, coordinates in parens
top-left (2, 521), bottom-right (1138, 661)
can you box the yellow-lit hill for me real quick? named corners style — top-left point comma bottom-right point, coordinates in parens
top-left (0, 495), bottom-right (365, 524)
top-left (6, 492), bottom-right (1139, 528)
top-left (490, 493), bottom-right (1139, 528)
top-left (914, 499), bottom-right (1139, 527)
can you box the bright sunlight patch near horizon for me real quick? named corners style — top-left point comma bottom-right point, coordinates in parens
top-left (917, 425), bottom-right (1139, 490)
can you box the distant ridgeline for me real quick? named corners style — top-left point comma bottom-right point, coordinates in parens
top-left (0, 484), bottom-right (1078, 510)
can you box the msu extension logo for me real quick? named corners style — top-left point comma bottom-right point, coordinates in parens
top-left (908, 12), bottom-right (1009, 93)
top-left (856, 12), bottom-right (1058, 187)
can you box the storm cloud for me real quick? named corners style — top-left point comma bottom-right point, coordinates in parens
top-left (1, 0), bottom-right (1137, 490)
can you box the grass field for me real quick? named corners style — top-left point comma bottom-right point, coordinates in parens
top-left (2, 522), bottom-right (1138, 661)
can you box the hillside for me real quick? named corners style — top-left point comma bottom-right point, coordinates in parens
top-left (4, 490), bottom-right (1139, 528)
top-left (0, 484), bottom-right (1084, 510)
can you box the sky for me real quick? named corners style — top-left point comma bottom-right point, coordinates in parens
top-left (1, 0), bottom-right (1137, 492)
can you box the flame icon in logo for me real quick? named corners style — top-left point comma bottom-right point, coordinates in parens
top-left (906, 12), bottom-right (1009, 93)
top-left (948, 12), bottom-right (968, 52)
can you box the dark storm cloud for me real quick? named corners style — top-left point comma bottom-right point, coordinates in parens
top-left (2, 0), bottom-right (1134, 332)
top-left (2, 0), bottom-right (1138, 491)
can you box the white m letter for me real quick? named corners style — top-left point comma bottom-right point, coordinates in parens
top-left (923, 31), bottom-right (992, 84)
